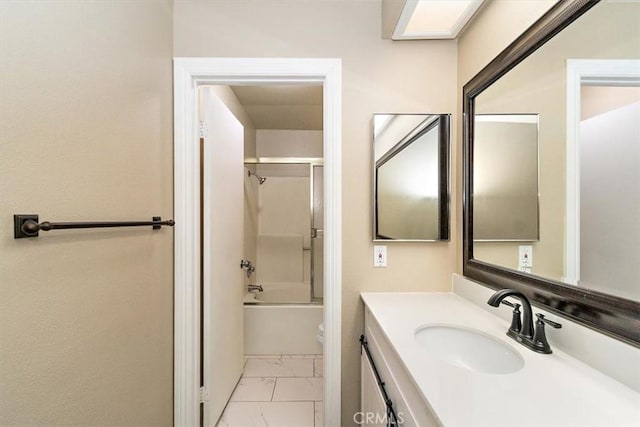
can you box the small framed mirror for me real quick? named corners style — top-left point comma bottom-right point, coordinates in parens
top-left (372, 114), bottom-right (450, 241)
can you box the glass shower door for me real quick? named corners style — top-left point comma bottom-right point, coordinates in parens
top-left (312, 165), bottom-right (324, 302)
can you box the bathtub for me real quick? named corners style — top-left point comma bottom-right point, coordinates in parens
top-left (243, 303), bottom-right (323, 355)
top-left (245, 282), bottom-right (312, 304)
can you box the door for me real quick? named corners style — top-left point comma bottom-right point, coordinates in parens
top-left (202, 88), bottom-right (245, 425)
top-left (579, 89), bottom-right (640, 299)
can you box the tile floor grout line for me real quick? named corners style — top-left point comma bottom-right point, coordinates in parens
top-left (218, 401), bottom-right (320, 426)
top-left (222, 356), bottom-right (322, 426)
top-left (242, 376), bottom-right (317, 379)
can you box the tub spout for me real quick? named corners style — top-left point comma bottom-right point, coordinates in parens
top-left (248, 284), bottom-right (263, 292)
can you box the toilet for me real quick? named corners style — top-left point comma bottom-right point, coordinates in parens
top-left (316, 323), bottom-right (324, 343)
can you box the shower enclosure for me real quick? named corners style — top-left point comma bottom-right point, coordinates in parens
top-left (244, 157), bottom-right (324, 305)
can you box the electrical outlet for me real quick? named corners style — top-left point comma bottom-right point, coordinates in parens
top-left (519, 245), bottom-right (533, 268)
top-left (374, 245), bottom-right (387, 267)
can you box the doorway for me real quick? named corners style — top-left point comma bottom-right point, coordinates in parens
top-left (173, 58), bottom-right (342, 427)
top-left (564, 59), bottom-right (640, 289)
top-left (202, 84), bottom-right (324, 425)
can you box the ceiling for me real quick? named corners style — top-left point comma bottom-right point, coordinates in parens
top-left (231, 85), bottom-right (323, 130)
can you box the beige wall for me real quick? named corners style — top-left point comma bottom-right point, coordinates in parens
top-left (7, 1), bottom-right (623, 424)
top-left (0, 1), bottom-right (174, 425)
top-left (208, 86), bottom-right (258, 156)
top-left (256, 129), bottom-right (323, 158)
top-left (581, 86), bottom-right (640, 120)
top-left (473, 119), bottom-right (539, 242)
top-left (174, 1), bottom-right (457, 423)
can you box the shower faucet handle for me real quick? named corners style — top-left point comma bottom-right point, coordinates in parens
top-left (246, 265), bottom-right (255, 278)
top-left (240, 259), bottom-right (256, 278)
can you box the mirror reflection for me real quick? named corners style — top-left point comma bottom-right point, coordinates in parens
top-left (473, 114), bottom-right (539, 241)
top-left (470, 0), bottom-right (640, 302)
top-left (373, 114), bottom-right (450, 241)
top-left (578, 86), bottom-right (639, 301)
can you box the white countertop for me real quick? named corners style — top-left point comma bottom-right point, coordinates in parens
top-left (361, 292), bottom-right (640, 427)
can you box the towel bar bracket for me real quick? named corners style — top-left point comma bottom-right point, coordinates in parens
top-left (14, 214), bottom-right (39, 238)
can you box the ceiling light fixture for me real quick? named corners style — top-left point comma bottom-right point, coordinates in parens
top-left (391, 0), bottom-right (485, 40)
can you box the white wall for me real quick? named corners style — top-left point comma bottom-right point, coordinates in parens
top-left (257, 176), bottom-right (311, 286)
top-left (254, 130), bottom-right (321, 293)
top-left (580, 101), bottom-right (640, 301)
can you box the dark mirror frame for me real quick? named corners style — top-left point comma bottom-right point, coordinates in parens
top-left (462, 0), bottom-right (640, 347)
top-left (373, 114), bottom-right (450, 242)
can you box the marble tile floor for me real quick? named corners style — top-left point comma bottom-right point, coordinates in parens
top-left (217, 354), bottom-right (324, 427)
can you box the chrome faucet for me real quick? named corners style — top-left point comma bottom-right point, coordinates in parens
top-left (487, 289), bottom-right (562, 354)
top-left (247, 284), bottom-right (263, 293)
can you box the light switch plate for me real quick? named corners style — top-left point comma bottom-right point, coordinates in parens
top-left (374, 245), bottom-right (387, 267)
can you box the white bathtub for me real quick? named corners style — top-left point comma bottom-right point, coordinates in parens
top-left (243, 304), bottom-right (323, 355)
top-left (245, 282), bottom-right (311, 304)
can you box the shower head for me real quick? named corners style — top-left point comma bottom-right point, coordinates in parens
top-left (248, 170), bottom-right (267, 185)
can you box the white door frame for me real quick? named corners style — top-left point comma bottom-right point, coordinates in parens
top-left (173, 58), bottom-right (342, 427)
top-left (564, 59), bottom-right (640, 284)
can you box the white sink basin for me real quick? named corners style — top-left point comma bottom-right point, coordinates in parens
top-left (414, 324), bottom-right (524, 374)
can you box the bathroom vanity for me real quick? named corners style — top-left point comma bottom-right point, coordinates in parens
top-left (360, 292), bottom-right (640, 427)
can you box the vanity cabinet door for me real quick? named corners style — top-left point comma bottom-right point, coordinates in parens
top-left (361, 352), bottom-right (390, 427)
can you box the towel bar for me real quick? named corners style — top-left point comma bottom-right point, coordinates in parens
top-left (14, 214), bottom-right (175, 239)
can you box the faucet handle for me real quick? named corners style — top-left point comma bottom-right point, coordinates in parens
top-left (536, 313), bottom-right (562, 329)
top-left (505, 302), bottom-right (522, 334)
top-left (533, 313), bottom-right (561, 354)
top-left (497, 299), bottom-right (522, 335)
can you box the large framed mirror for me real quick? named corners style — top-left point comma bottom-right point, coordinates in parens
top-left (463, 0), bottom-right (640, 346)
top-left (373, 114), bottom-right (450, 241)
